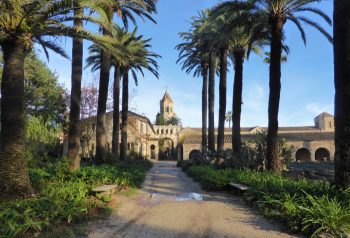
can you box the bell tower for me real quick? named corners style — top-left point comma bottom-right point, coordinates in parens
top-left (160, 90), bottom-right (175, 120)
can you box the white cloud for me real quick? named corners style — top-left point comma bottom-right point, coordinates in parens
top-left (306, 103), bottom-right (334, 115)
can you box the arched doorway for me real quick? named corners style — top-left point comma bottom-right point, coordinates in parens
top-left (150, 144), bottom-right (156, 159)
top-left (295, 148), bottom-right (311, 162)
top-left (315, 148), bottom-right (331, 161)
top-left (159, 138), bottom-right (175, 160)
top-left (189, 150), bottom-right (201, 161)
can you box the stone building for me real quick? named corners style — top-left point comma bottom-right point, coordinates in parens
top-left (80, 111), bottom-right (160, 159)
top-left (79, 90), bottom-right (335, 163)
top-left (181, 113), bottom-right (335, 161)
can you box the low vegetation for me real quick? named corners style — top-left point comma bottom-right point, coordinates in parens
top-left (0, 158), bottom-right (152, 237)
top-left (182, 163), bottom-right (350, 237)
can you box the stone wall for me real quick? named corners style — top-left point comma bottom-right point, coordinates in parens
top-left (182, 140), bottom-right (335, 162)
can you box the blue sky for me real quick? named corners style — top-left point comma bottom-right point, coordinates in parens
top-left (39, 0), bottom-right (334, 128)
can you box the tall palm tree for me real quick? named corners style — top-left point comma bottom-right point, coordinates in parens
top-left (334, 0), bottom-right (350, 187)
top-left (68, 0), bottom-right (117, 168)
top-left (206, 11), bottom-right (231, 155)
top-left (253, 0), bottom-right (332, 171)
top-left (177, 14), bottom-right (209, 156)
top-left (95, 0), bottom-right (157, 163)
top-left (119, 37), bottom-right (160, 160)
top-left (210, 4), bottom-right (265, 156)
top-left (0, 0), bottom-right (112, 200)
top-left (194, 11), bottom-right (218, 154)
top-left (86, 26), bottom-right (137, 161)
top-left (68, 2), bottom-right (84, 170)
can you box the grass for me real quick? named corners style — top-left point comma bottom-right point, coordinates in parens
top-left (183, 163), bottom-right (350, 237)
top-left (0, 158), bottom-right (152, 237)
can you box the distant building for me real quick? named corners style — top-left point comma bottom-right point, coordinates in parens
top-left (80, 90), bottom-right (335, 162)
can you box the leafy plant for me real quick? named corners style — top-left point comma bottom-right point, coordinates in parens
top-left (182, 163), bottom-right (350, 237)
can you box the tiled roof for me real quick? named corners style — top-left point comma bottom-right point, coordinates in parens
top-left (182, 126), bottom-right (320, 133)
top-left (183, 132), bottom-right (334, 144)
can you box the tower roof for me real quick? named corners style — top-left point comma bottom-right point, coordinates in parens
top-left (314, 112), bottom-right (334, 120)
top-left (161, 90), bottom-right (173, 103)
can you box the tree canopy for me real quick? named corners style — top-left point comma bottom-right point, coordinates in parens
top-left (0, 52), bottom-right (66, 125)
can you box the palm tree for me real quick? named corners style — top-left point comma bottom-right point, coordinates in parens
top-left (225, 111), bottom-right (232, 128)
top-left (0, 0), bottom-right (112, 200)
top-left (194, 11), bottom-right (218, 154)
top-left (95, 0), bottom-right (157, 163)
top-left (210, 3), bottom-right (265, 157)
top-left (68, 2), bottom-right (84, 170)
top-left (253, 0), bottom-right (332, 171)
top-left (119, 37), bottom-right (160, 160)
top-left (167, 116), bottom-right (181, 125)
top-left (206, 10), bottom-right (232, 155)
top-left (263, 52), bottom-right (287, 64)
top-left (87, 27), bottom-right (146, 162)
top-left (176, 13), bottom-right (209, 156)
top-left (334, 0), bottom-right (350, 187)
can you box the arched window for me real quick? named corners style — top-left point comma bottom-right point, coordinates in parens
top-left (161, 129), bottom-right (164, 134)
top-left (315, 148), bottom-right (331, 161)
top-left (166, 129), bottom-right (168, 134)
top-left (170, 129), bottom-right (173, 134)
top-left (157, 129), bottom-right (159, 134)
top-left (295, 148), bottom-right (311, 162)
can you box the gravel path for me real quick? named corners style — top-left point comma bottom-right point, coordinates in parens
top-left (86, 161), bottom-right (299, 238)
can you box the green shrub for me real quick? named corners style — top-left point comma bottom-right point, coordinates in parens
top-left (184, 164), bottom-right (350, 237)
top-left (0, 159), bottom-right (153, 237)
top-left (299, 192), bottom-right (350, 237)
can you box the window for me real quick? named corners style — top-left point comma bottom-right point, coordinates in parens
top-left (329, 121), bottom-right (332, 128)
top-left (166, 129), bottom-right (168, 134)
top-left (157, 129), bottom-right (159, 134)
top-left (161, 129), bottom-right (164, 134)
top-left (170, 129), bottom-right (173, 134)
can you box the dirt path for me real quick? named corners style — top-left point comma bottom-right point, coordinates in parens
top-left (86, 161), bottom-right (298, 238)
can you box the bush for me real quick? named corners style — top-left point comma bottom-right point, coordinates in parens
top-left (183, 164), bottom-right (350, 237)
top-left (226, 131), bottom-right (294, 171)
top-left (0, 159), bottom-right (153, 237)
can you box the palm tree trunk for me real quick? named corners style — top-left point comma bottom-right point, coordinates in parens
top-left (95, 8), bottom-right (113, 163)
top-left (120, 69), bottom-right (129, 160)
top-left (112, 64), bottom-right (120, 161)
top-left (95, 45), bottom-right (111, 163)
top-left (266, 16), bottom-right (285, 171)
top-left (0, 40), bottom-right (33, 200)
top-left (334, 0), bottom-right (350, 187)
top-left (217, 47), bottom-right (228, 154)
top-left (232, 51), bottom-right (244, 156)
top-left (68, 7), bottom-right (83, 170)
top-left (201, 62), bottom-right (208, 156)
top-left (208, 51), bottom-right (216, 153)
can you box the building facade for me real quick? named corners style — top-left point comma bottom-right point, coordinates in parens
top-left (80, 90), bottom-right (335, 163)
